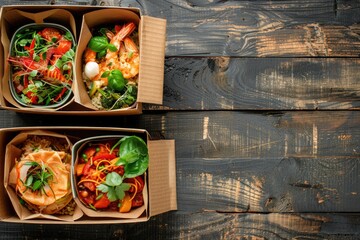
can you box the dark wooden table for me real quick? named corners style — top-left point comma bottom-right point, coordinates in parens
top-left (1, 0), bottom-right (360, 239)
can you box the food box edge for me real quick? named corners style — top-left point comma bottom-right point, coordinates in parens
top-left (0, 5), bottom-right (166, 114)
top-left (0, 126), bottom-right (176, 224)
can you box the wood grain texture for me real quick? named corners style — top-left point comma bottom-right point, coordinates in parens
top-left (116, 0), bottom-right (360, 57)
top-left (1, 0), bottom-right (360, 56)
top-left (0, 1), bottom-right (359, 239)
top-left (146, 57), bottom-right (360, 110)
top-left (0, 111), bottom-right (359, 213)
top-left (1, 212), bottom-right (360, 239)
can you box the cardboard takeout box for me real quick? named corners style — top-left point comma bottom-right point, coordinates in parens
top-left (0, 127), bottom-right (177, 224)
top-left (0, 5), bottom-right (166, 115)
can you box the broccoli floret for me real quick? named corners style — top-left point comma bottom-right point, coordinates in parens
top-left (98, 89), bottom-right (116, 109)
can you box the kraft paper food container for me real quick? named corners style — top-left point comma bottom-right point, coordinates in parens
top-left (71, 135), bottom-right (147, 219)
top-left (8, 23), bottom-right (75, 109)
top-left (0, 127), bottom-right (177, 224)
top-left (3, 129), bottom-right (83, 222)
top-left (0, 5), bottom-right (167, 115)
top-left (0, 7), bottom-right (77, 112)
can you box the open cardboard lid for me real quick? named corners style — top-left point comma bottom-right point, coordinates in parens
top-left (137, 16), bottom-right (167, 105)
top-left (148, 139), bottom-right (177, 216)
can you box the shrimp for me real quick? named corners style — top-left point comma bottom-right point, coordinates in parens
top-left (8, 56), bottom-right (69, 85)
top-left (118, 37), bottom-right (140, 79)
top-left (105, 22), bottom-right (136, 68)
top-left (84, 48), bottom-right (97, 63)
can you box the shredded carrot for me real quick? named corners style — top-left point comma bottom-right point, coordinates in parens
top-left (78, 178), bottom-right (101, 186)
top-left (96, 159), bottom-right (111, 171)
top-left (129, 183), bottom-right (138, 201)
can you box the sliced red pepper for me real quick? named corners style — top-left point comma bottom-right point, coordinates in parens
top-left (93, 153), bottom-right (117, 161)
top-left (26, 91), bottom-right (38, 104)
top-left (23, 75), bottom-right (29, 89)
top-left (53, 87), bottom-right (67, 102)
top-left (125, 176), bottom-right (144, 193)
top-left (83, 147), bottom-right (96, 161)
top-left (131, 192), bottom-right (144, 207)
top-left (82, 194), bottom-right (95, 205)
top-left (24, 38), bottom-right (36, 58)
top-left (83, 181), bottom-right (96, 192)
top-left (82, 161), bottom-right (93, 176)
top-left (94, 194), bottom-right (111, 209)
top-left (55, 39), bottom-right (72, 55)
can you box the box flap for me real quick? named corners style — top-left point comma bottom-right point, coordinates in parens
top-left (148, 139), bottom-right (177, 216)
top-left (137, 16), bottom-right (167, 105)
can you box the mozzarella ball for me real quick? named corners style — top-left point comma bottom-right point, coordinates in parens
top-left (84, 61), bottom-right (100, 80)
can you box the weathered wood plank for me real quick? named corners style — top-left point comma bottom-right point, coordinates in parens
top-left (145, 57), bottom-right (360, 110)
top-left (1, 212), bottom-right (360, 239)
top-left (4, 110), bottom-right (358, 159)
top-left (117, 0), bottom-right (360, 57)
top-left (1, 110), bottom-right (359, 213)
top-left (1, 0), bottom-right (360, 56)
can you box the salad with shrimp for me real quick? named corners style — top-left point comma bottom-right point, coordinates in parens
top-left (75, 136), bottom-right (148, 213)
top-left (8, 24), bottom-right (75, 107)
top-left (82, 22), bottom-right (138, 110)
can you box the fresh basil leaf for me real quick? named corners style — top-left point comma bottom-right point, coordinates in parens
top-left (108, 70), bottom-right (125, 92)
top-left (107, 44), bottom-right (118, 52)
top-left (88, 36), bottom-right (109, 52)
top-left (105, 172), bottom-right (122, 187)
top-left (124, 155), bottom-right (149, 178)
top-left (101, 71), bottom-right (110, 78)
top-left (97, 183), bottom-right (109, 193)
top-left (97, 49), bottom-right (107, 59)
top-left (115, 158), bottom-right (127, 166)
top-left (120, 136), bottom-right (148, 162)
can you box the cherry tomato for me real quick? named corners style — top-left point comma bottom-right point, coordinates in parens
top-left (131, 192), bottom-right (144, 207)
top-left (82, 194), bottom-right (95, 205)
top-left (94, 194), bottom-right (111, 209)
top-left (83, 181), bottom-right (96, 192)
top-left (125, 176), bottom-right (144, 193)
top-left (39, 28), bottom-right (62, 42)
top-left (81, 147), bottom-right (97, 162)
top-left (26, 91), bottom-right (38, 104)
top-left (55, 39), bottom-right (72, 54)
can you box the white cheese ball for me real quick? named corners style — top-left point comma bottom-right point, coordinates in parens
top-left (84, 61), bottom-right (100, 80)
